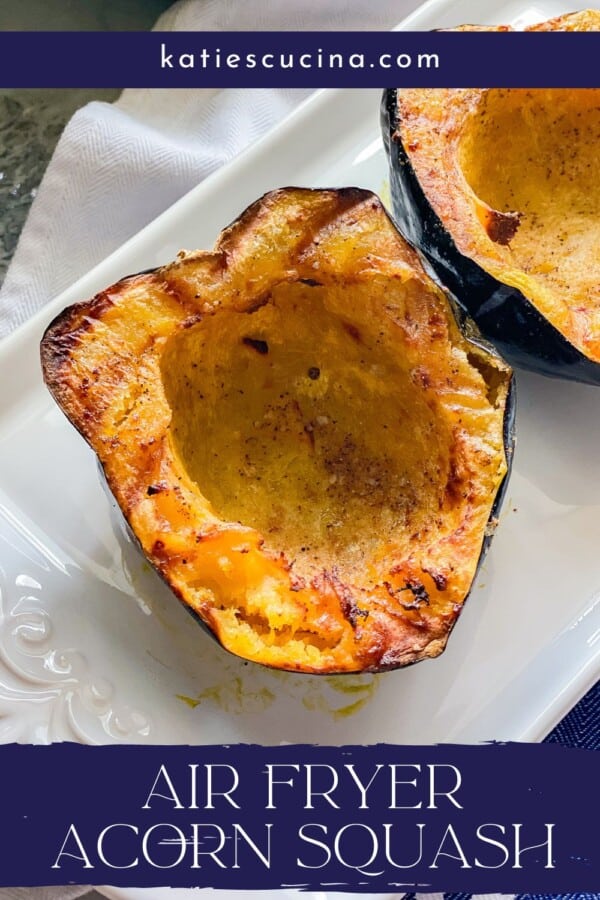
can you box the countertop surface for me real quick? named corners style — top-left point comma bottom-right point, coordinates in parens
top-left (0, 0), bottom-right (170, 286)
top-left (0, 89), bottom-right (118, 284)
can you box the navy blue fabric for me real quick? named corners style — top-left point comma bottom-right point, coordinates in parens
top-left (516, 683), bottom-right (600, 898)
top-left (438, 887), bottom-right (600, 897)
top-left (545, 680), bottom-right (600, 750)
top-left (517, 895), bottom-right (600, 899)
top-left (435, 682), bottom-right (600, 900)
top-left (442, 894), bottom-right (474, 899)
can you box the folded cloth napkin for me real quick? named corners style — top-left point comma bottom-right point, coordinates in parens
top-left (0, 0), bottom-right (427, 339)
top-left (0, 1), bottom-right (597, 900)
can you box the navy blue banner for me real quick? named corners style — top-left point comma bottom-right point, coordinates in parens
top-left (0, 31), bottom-right (599, 88)
top-left (0, 742), bottom-right (597, 891)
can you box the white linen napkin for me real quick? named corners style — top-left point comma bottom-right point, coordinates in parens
top-left (0, 0), bottom-right (425, 340)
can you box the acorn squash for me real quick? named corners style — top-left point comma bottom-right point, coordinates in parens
top-left (41, 188), bottom-right (514, 674)
top-left (382, 10), bottom-right (600, 384)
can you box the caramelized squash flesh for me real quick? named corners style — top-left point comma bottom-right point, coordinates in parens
top-left (163, 278), bottom-right (454, 582)
top-left (459, 89), bottom-right (600, 361)
top-left (41, 188), bottom-right (514, 673)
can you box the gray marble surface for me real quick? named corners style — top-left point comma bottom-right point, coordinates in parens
top-left (1, 0), bottom-right (169, 31)
top-left (0, 0), bottom-right (170, 287)
top-left (0, 89), bottom-right (118, 284)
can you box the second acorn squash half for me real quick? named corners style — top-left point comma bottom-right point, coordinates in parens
top-left (41, 188), bottom-right (514, 674)
top-left (383, 10), bottom-right (600, 384)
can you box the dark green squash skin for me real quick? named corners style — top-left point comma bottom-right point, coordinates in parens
top-left (382, 88), bottom-right (600, 386)
top-left (439, 300), bottom-right (516, 591)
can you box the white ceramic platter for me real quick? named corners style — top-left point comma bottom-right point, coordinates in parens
top-left (0, 0), bottom-right (599, 895)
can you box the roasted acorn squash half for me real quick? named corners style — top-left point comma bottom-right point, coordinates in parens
top-left (383, 10), bottom-right (600, 384)
top-left (41, 188), bottom-right (514, 674)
